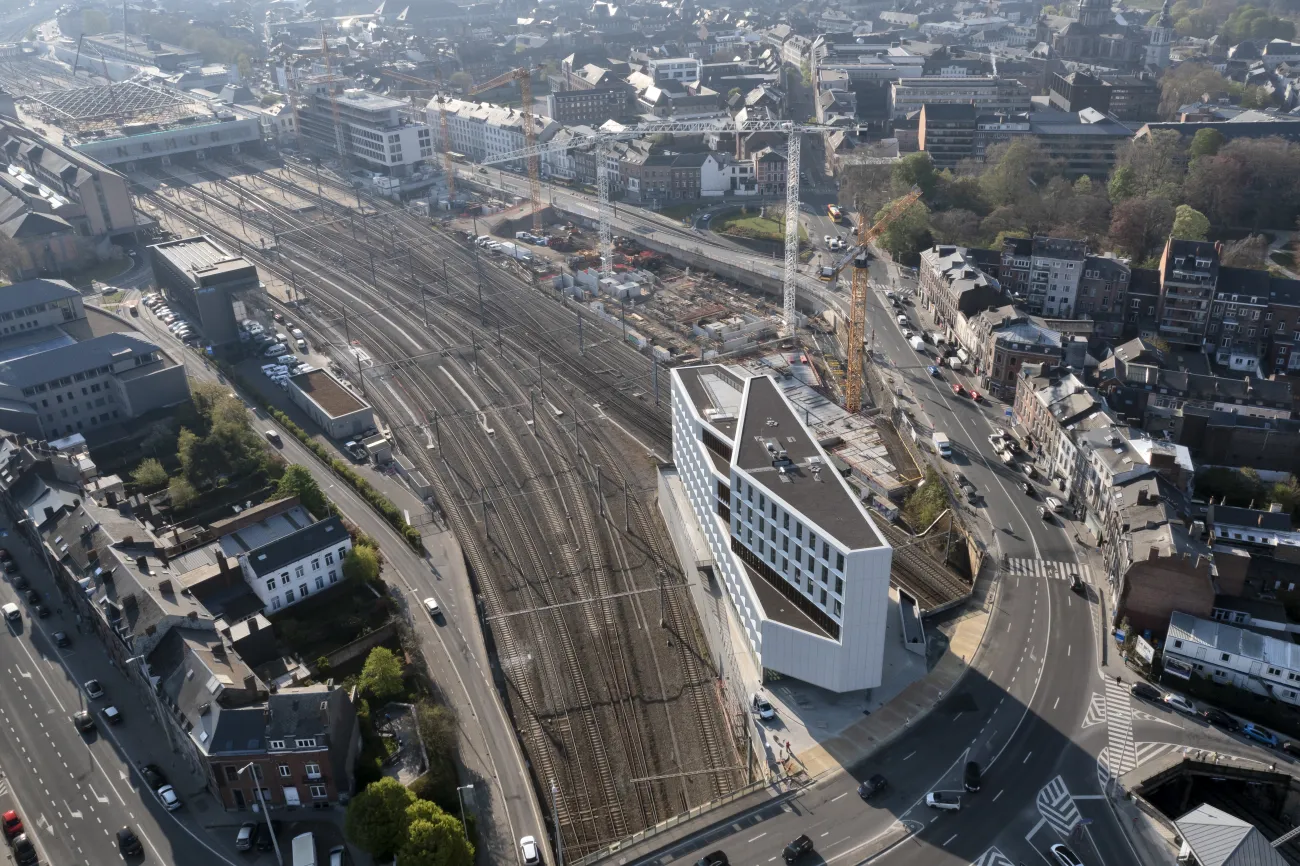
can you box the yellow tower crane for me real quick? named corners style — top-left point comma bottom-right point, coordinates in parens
top-left (844, 188), bottom-right (923, 414)
top-left (375, 66), bottom-right (457, 200)
top-left (470, 67), bottom-right (543, 236)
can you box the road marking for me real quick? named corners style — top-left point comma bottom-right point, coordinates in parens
top-left (1068, 645), bottom-right (1071, 656)
top-left (1053, 697), bottom-right (1059, 710)
top-left (992, 790), bottom-right (1003, 802)
top-left (1025, 817), bottom-right (1046, 842)
top-left (821, 832), bottom-right (830, 837)
top-left (953, 712), bottom-right (963, 723)
top-left (88, 785), bottom-right (108, 805)
top-left (830, 792), bottom-right (848, 802)
top-left (1074, 795), bottom-right (1105, 800)
top-left (1036, 776), bottom-right (1081, 836)
top-left (1023, 751), bottom-right (1032, 763)
top-left (903, 751), bottom-right (915, 761)
top-left (748, 832), bottom-right (767, 843)
top-left (943, 834), bottom-right (958, 846)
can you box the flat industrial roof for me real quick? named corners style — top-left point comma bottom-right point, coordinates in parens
top-left (291, 369), bottom-right (366, 418)
top-left (741, 560), bottom-right (833, 639)
top-left (736, 376), bottom-right (882, 551)
top-left (676, 364), bottom-right (743, 439)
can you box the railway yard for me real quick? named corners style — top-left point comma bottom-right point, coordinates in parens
top-left (132, 156), bottom-right (747, 858)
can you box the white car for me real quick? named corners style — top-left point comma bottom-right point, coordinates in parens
top-left (423, 597), bottom-right (441, 618)
top-left (1, 602), bottom-right (18, 623)
top-left (823, 234), bottom-right (832, 246)
top-left (519, 836), bottom-right (540, 865)
top-left (1164, 693), bottom-right (1197, 715)
top-left (157, 785), bottom-right (182, 811)
top-left (84, 679), bottom-right (104, 699)
top-left (752, 693), bottom-right (775, 720)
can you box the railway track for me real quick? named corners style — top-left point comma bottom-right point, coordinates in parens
top-left (134, 161), bottom-right (742, 856)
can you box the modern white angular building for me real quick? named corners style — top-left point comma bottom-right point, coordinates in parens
top-left (670, 365), bottom-right (893, 693)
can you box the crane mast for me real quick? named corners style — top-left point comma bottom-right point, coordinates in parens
top-left (471, 67), bottom-right (543, 235)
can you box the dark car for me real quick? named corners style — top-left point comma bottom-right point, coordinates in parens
top-left (12, 834), bottom-right (36, 864)
top-left (1203, 708), bottom-right (1239, 731)
top-left (857, 774), bottom-right (888, 799)
top-left (1282, 741), bottom-right (1300, 758)
top-left (1131, 682), bottom-right (1163, 702)
top-left (0, 547), bottom-right (11, 561)
top-left (1022, 482), bottom-right (1036, 496)
top-left (2, 560), bottom-right (15, 574)
top-left (254, 820), bottom-right (282, 852)
top-left (24, 590), bottom-right (38, 605)
top-left (782, 834), bottom-right (814, 863)
top-left (13, 575), bottom-right (28, 590)
top-left (140, 764), bottom-right (167, 789)
top-left (72, 710), bottom-right (95, 733)
top-left (34, 605), bottom-right (49, 619)
top-left (1070, 573), bottom-right (1085, 595)
top-left (117, 826), bottom-right (143, 856)
top-left (964, 761), bottom-right (981, 793)
top-left (694, 852), bottom-right (728, 866)
top-left (52, 632), bottom-right (70, 648)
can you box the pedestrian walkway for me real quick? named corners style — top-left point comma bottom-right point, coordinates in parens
top-left (796, 565), bottom-right (994, 777)
top-left (1004, 558), bottom-right (1095, 584)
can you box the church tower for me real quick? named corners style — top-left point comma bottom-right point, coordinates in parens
top-left (1077, 0), bottom-right (1110, 29)
top-left (1145, 0), bottom-right (1174, 68)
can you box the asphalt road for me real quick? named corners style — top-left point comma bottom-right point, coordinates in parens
top-left (0, 523), bottom-right (234, 866)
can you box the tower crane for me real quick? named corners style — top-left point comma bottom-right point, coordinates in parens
top-left (320, 23), bottom-right (347, 166)
top-left (480, 119), bottom-right (897, 331)
top-left (470, 67), bottom-right (544, 235)
top-left (842, 188), bottom-right (923, 414)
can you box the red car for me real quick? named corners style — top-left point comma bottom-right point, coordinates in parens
top-left (3, 810), bottom-right (23, 841)
top-left (970, 390), bottom-right (982, 402)
top-left (952, 384), bottom-right (966, 397)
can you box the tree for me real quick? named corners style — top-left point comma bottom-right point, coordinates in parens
top-left (1107, 165), bottom-right (1137, 202)
top-left (416, 703), bottom-right (459, 762)
top-left (345, 776), bottom-right (416, 859)
top-left (890, 152), bottom-right (937, 198)
top-left (873, 197), bottom-right (931, 265)
top-left (81, 9), bottom-right (110, 34)
top-left (1220, 234), bottom-right (1269, 269)
top-left (1108, 196), bottom-right (1175, 260)
top-left (1188, 128), bottom-right (1225, 160)
top-left (726, 87), bottom-right (741, 102)
top-left (168, 476), bottom-right (199, 510)
top-left (276, 464), bottom-right (331, 517)
top-left (359, 646), bottom-right (405, 703)
top-left (1171, 204), bottom-right (1210, 241)
top-left (1158, 63), bottom-right (1232, 118)
top-left (400, 800), bottom-right (474, 866)
top-left (1222, 5), bottom-right (1296, 43)
top-left (905, 467), bottom-right (948, 530)
top-left (131, 458), bottom-right (169, 490)
top-left (1111, 131), bottom-right (1186, 201)
top-left (980, 138), bottom-right (1059, 208)
top-left (448, 71), bottom-right (473, 93)
top-left (930, 209), bottom-right (984, 247)
top-left (344, 544), bottom-right (381, 584)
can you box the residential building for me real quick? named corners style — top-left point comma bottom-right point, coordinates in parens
top-left (1075, 254), bottom-right (1131, 334)
top-left (918, 104), bottom-right (977, 169)
top-left (149, 235), bottom-right (256, 346)
top-left (1112, 526), bottom-right (1216, 635)
top-left (1021, 236), bottom-right (1087, 318)
top-left (974, 112), bottom-right (1032, 157)
top-left (1157, 238), bottom-right (1218, 347)
top-left (0, 280), bottom-right (189, 440)
top-left (1207, 504), bottom-right (1300, 553)
top-left (669, 365), bottom-right (892, 693)
top-left (1047, 70), bottom-right (1160, 122)
top-left (1173, 804), bottom-right (1288, 866)
top-left (429, 98), bottom-right (559, 169)
top-left (985, 318), bottom-right (1065, 400)
top-left (1164, 611), bottom-right (1300, 707)
top-left (298, 85), bottom-right (434, 177)
top-left (546, 85), bottom-right (634, 127)
top-left (752, 146), bottom-right (786, 196)
top-left (916, 245), bottom-right (1005, 354)
top-left (235, 515), bottom-right (352, 613)
top-left (1013, 364), bottom-right (1105, 496)
top-left (889, 77), bottom-right (1031, 121)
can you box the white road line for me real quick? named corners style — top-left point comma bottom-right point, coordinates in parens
top-left (748, 832), bottom-right (767, 843)
top-left (903, 751), bottom-right (916, 761)
top-left (830, 792), bottom-right (848, 802)
top-left (1023, 751), bottom-right (1033, 763)
top-left (1053, 697), bottom-right (1060, 710)
top-left (943, 834), bottom-right (958, 846)
top-left (992, 790), bottom-right (1003, 802)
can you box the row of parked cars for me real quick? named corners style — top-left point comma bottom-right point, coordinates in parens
top-left (241, 318), bottom-right (308, 357)
top-left (1129, 681), bottom-right (1294, 749)
top-left (142, 294), bottom-right (197, 343)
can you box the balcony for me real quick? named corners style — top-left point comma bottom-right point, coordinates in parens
top-left (302, 774), bottom-right (327, 785)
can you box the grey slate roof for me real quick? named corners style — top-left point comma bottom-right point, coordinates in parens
top-left (1173, 803), bottom-right (1287, 866)
top-left (243, 515), bottom-right (347, 577)
top-left (0, 278), bottom-right (79, 316)
top-left (0, 332), bottom-right (161, 390)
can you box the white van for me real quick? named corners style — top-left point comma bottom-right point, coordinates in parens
top-left (291, 832), bottom-right (317, 866)
top-left (1045, 496), bottom-right (1064, 514)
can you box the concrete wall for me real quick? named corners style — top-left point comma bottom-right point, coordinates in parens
top-left (120, 364), bottom-right (192, 417)
top-left (1117, 556), bottom-right (1215, 636)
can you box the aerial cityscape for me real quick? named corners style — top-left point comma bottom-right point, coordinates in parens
top-left (0, 0), bottom-right (1298, 864)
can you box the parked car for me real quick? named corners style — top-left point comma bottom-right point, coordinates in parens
top-left (1131, 682), bottom-right (1163, 702)
top-left (1163, 693), bottom-right (1197, 716)
top-left (140, 764), bottom-right (166, 789)
top-left (156, 785), bottom-right (182, 811)
top-left (695, 852), bottom-right (728, 866)
top-left (236, 823), bottom-right (256, 851)
top-left (2, 810), bottom-right (23, 841)
top-left (73, 710), bottom-right (95, 733)
top-left (52, 632), bottom-right (70, 648)
top-left (11, 834), bottom-right (35, 865)
top-left (782, 834), bottom-right (814, 863)
top-left (84, 679), bottom-right (104, 699)
top-left (254, 820), bottom-right (282, 852)
top-left (102, 706), bottom-right (122, 725)
top-left (520, 835), bottom-right (541, 865)
top-left (1244, 723), bottom-right (1279, 747)
top-left (857, 774), bottom-right (888, 799)
top-left (752, 693), bottom-right (775, 721)
top-left (1202, 708), bottom-right (1239, 731)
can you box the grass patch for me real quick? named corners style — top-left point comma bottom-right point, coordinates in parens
top-left (269, 579), bottom-right (393, 662)
top-left (100, 291), bottom-right (125, 304)
top-left (714, 207), bottom-right (809, 243)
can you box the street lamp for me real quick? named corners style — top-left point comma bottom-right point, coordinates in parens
top-left (455, 784), bottom-right (474, 839)
top-left (239, 762), bottom-right (283, 866)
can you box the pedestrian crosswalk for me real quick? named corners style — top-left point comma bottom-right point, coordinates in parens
top-left (1097, 741), bottom-right (1181, 788)
top-left (972, 847), bottom-right (1016, 866)
top-left (1081, 691), bottom-right (1106, 729)
top-left (1103, 677), bottom-right (1138, 785)
top-left (1036, 775), bottom-right (1082, 836)
top-left (1005, 558), bottom-right (1095, 584)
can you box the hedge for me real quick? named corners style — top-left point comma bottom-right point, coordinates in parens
top-left (217, 361), bottom-right (425, 553)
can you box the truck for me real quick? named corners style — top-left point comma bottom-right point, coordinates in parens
top-left (909, 336), bottom-right (926, 352)
top-left (291, 832), bottom-right (317, 866)
top-left (946, 357), bottom-right (962, 370)
top-left (932, 432), bottom-right (951, 458)
top-left (497, 242), bottom-right (533, 262)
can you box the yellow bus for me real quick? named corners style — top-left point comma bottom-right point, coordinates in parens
top-left (827, 204), bottom-right (843, 222)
